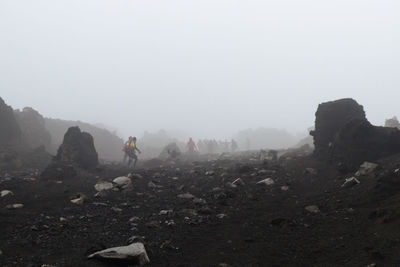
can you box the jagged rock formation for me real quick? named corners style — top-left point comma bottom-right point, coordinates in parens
top-left (0, 97), bottom-right (21, 148)
top-left (311, 98), bottom-right (400, 168)
top-left (311, 98), bottom-right (366, 157)
top-left (55, 126), bottom-right (98, 169)
top-left (14, 107), bottom-right (52, 150)
top-left (44, 118), bottom-right (123, 162)
top-left (385, 116), bottom-right (400, 129)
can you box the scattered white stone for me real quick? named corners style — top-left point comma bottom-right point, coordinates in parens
top-left (232, 178), bottom-right (245, 186)
top-left (111, 207), bottom-right (123, 212)
top-left (94, 181), bottom-right (114, 192)
top-left (148, 181), bottom-right (157, 188)
top-left (342, 177), bottom-right (360, 188)
top-left (205, 171), bottom-right (215, 176)
top-left (60, 217), bottom-right (67, 222)
top-left (70, 194), bottom-right (86, 205)
top-left (226, 182), bottom-right (237, 188)
top-left (305, 205), bottom-right (320, 213)
top-left (257, 178), bottom-right (275, 186)
top-left (355, 162), bottom-right (378, 177)
top-left (6, 204), bottom-right (24, 209)
top-left (113, 176), bottom-right (132, 188)
top-left (216, 213), bottom-right (227, 219)
top-left (159, 209), bottom-right (173, 215)
top-left (88, 242), bottom-right (150, 265)
top-left (281, 185), bottom-right (289, 191)
top-left (1, 190), bottom-right (13, 197)
top-left (177, 193), bottom-right (195, 199)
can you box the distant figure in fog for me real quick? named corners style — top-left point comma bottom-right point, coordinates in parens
top-left (127, 137), bottom-right (142, 168)
top-left (231, 139), bottom-right (238, 152)
top-left (123, 136), bottom-right (133, 163)
top-left (187, 137), bottom-right (197, 153)
top-left (168, 148), bottom-right (180, 161)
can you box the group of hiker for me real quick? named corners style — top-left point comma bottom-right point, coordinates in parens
top-left (122, 136), bottom-right (240, 167)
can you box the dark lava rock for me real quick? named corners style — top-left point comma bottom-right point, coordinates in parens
top-left (333, 119), bottom-right (400, 166)
top-left (0, 97), bottom-right (21, 148)
top-left (311, 98), bottom-right (400, 168)
top-left (14, 107), bottom-right (52, 151)
top-left (55, 126), bottom-right (98, 169)
top-left (311, 98), bottom-right (366, 158)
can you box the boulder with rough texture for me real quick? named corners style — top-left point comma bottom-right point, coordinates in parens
top-left (55, 127), bottom-right (98, 169)
top-left (87, 242), bottom-right (150, 265)
top-left (0, 97), bottom-right (21, 148)
top-left (311, 98), bottom-right (400, 168)
top-left (311, 98), bottom-right (366, 158)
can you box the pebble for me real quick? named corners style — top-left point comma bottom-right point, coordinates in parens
top-left (6, 204), bottom-right (24, 209)
top-left (305, 205), bottom-right (320, 213)
top-left (1, 190), bottom-right (13, 197)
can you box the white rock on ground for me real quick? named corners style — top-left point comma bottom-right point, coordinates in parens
top-left (305, 205), bottom-right (320, 213)
top-left (1, 190), bottom-right (13, 197)
top-left (113, 176), bottom-right (132, 188)
top-left (232, 178), bottom-right (245, 186)
top-left (355, 162), bottom-right (378, 177)
top-left (87, 242), bottom-right (150, 265)
top-left (94, 181), bottom-right (114, 192)
top-left (6, 204), bottom-right (24, 209)
top-left (256, 178), bottom-right (275, 186)
top-left (342, 177), bottom-right (360, 188)
top-left (70, 194), bottom-right (86, 205)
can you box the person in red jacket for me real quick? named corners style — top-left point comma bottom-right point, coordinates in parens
top-left (187, 137), bottom-right (197, 153)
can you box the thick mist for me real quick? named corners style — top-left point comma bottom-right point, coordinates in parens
top-left (1, 0), bottom-right (399, 142)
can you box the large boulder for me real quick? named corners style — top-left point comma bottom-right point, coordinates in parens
top-left (0, 97), bottom-right (21, 148)
top-left (55, 126), bottom-right (98, 169)
top-left (311, 98), bottom-right (366, 157)
top-left (311, 98), bottom-right (400, 168)
top-left (44, 118), bottom-right (124, 162)
top-left (14, 107), bottom-right (52, 150)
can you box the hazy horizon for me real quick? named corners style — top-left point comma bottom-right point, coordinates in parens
top-left (1, 0), bottom-right (399, 140)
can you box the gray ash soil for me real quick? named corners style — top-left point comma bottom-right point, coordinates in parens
top-left (1, 154), bottom-right (400, 267)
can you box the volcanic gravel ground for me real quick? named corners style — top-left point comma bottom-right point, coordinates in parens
top-left (1, 154), bottom-right (400, 266)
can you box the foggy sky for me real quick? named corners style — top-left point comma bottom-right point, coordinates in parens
top-left (1, 0), bottom-right (399, 140)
